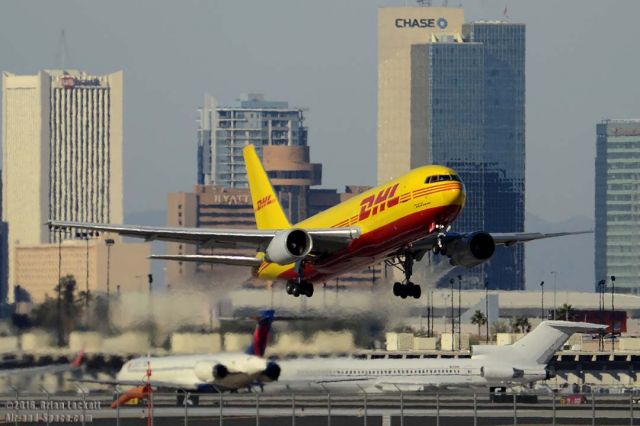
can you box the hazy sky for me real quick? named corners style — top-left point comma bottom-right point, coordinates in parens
top-left (1, 0), bottom-right (639, 290)
top-left (1, 0), bottom-right (639, 221)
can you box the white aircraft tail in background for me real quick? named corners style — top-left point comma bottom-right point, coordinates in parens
top-left (472, 320), bottom-right (602, 365)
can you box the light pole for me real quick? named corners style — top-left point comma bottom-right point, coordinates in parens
top-left (598, 279), bottom-right (606, 352)
top-left (611, 275), bottom-right (616, 353)
top-left (426, 289), bottom-right (431, 338)
top-left (76, 232), bottom-right (91, 310)
top-left (105, 238), bottom-right (115, 322)
top-left (457, 275), bottom-right (462, 351)
top-left (550, 271), bottom-right (558, 320)
top-left (449, 278), bottom-right (455, 351)
top-left (484, 281), bottom-right (489, 344)
top-left (540, 281), bottom-right (545, 320)
top-left (56, 228), bottom-right (63, 346)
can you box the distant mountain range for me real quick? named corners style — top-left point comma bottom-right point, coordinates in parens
top-left (124, 209), bottom-right (596, 292)
top-left (525, 212), bottom-right (594, 292)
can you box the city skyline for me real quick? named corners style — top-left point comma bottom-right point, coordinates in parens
top-left (1, 0), bottom-right (638, 291)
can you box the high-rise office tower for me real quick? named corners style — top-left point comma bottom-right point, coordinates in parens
top-left (2, 70), bottom-right (124, 289)
top-left (463, 22), bottom-right (526, 290)
top-left (595, 119), bottom-right (640, 294)
top-left (377, 7), bottom-right (465, 184)
top-left (377, 8), bottom-right (526, 289)
top-left (197, 93), bottom-right (308, 188)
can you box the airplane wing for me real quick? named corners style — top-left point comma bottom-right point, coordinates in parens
top-left (411, 230), bottom-right (591, 252)
top-left (47, 221), bottom-right (360, 253)
top-left (73, 378), bottom-right (186, 389)
top-left (148, 254), bottom-right (263, 267)
top-left (1, 351), bottom-right (84, 378)
top-left (489, 231), bottom-right (592, 246)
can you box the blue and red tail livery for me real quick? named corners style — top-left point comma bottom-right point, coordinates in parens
top-left (245, 310), bottom-right (275, 357)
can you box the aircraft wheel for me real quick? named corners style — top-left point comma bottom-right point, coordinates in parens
top-left (393, 282), bottom-right (402, 296)
top-left (433, 246), bottom-right (440, 255)
top-left (412, 284), bottom-right (421, 299)
top-left (285, 281), bottom-right (294, 295)
top-left (292, 284), bottom-right (301, 297)
top-left (399, 286), bottom-right (408, 299)
top-left (304, 282), bottom-right (314, 297)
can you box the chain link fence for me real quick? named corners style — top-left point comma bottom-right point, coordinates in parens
top-left (0, 389), bottom-right (638, 425)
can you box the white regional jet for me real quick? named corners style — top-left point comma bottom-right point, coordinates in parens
top-left (272, 321), bottom-right (606, 393)
top-left (78, 311), bottom-right (280, 408)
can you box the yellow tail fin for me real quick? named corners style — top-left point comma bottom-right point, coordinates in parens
top-left (243, 145), bottom-right (291, 230)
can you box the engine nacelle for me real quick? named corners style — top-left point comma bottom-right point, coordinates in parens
top-left (481, 366), bottom-right (523, 381)
top-left (194, 362), bottom-right (228, 382)
top-left (447, 232), bottom-right (495, 268)
top-left (265, 229), bottom-right (313, 265)
top-left (261, 361), bottom-right (281, 382)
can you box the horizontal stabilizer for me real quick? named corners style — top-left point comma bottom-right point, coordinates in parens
top-left (149, 254), bottom-right (263, 267)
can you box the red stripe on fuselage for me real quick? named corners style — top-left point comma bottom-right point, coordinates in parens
top-left (277, 203), bottom-right (461, 282)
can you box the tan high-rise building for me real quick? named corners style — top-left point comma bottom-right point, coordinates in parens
top-left (2, 70), bottom-right (124, 294)
top-left (377, 7), bottom-right (464, 184)
top-left (14, 239), bottom-right (150, 303)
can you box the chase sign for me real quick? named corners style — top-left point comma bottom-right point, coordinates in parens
top-left (395, 17), bottom-right (448, 29)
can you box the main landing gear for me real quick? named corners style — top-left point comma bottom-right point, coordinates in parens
top-left (387, 251), bottom-right (422, 299)
top-left (285, 260), bottom-right (314, 298)
top-left (285, 280), bottom-right (313, 298)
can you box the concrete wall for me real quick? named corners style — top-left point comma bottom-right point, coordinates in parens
top-left (171, 333), bottom-right (222, 354)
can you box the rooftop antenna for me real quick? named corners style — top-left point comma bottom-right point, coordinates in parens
top-left (416, 0), bottom-right (433, 6)
top-left (54, 29), bottom-right (74, 71)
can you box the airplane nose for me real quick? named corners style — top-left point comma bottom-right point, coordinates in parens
top-left (447, 183), bottom-right (465, 206)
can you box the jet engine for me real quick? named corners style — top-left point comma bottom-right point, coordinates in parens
top-left (194, 362), bottom-right (229, 382)
top-left (265, 229), bottom-right (313, 265)
top-left (481, 366), bottom-right (524, 381)
top-left (261, 361), bottom-right (281, 382)
top-left (447, 232), bottom-right (495, 268)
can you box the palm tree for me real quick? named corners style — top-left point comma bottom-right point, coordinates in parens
top-left (471, 310), bottom-right (487, 338)
top-left (556, 303), bottom-right (575, 321)
top-left (511, 316), bottom-right (531, 333)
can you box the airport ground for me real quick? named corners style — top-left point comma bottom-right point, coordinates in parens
top-left (1, 391), bottom-right (639, 425)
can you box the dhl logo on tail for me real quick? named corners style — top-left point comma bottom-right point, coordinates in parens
top-left (256, 195), bottom-right (276, 211)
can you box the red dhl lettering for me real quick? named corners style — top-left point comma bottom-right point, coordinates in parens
top-left (256, 195), bottom-right (275, 211)
top-left (358, 183), bottom-right (399, 221)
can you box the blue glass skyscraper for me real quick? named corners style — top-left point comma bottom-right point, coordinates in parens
top-left (410, 22), bottom-right (526, 290)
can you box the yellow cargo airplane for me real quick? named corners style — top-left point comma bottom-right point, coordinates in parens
top-left (49, 145), bottom-right (587, 299)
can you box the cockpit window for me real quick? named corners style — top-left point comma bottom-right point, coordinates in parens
top-left (425, 174), bottom-right (461, 184)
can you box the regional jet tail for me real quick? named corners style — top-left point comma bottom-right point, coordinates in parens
top-left (272, 321), bottom-right (607, 394)
top-left (74, 310), bottom-right (280, 408)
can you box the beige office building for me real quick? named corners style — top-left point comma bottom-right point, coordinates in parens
top-left (2, 70), bottom-right (124, 296)
top-left (377, 7), bottom-right (464, 183)
top-left (14, 239), bottom-right (150, 303)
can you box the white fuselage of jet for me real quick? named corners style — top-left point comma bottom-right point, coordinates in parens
top-left (273, 356), bottom-right (547, 393)
top-left (117, 353), bottom-right (272, 391)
